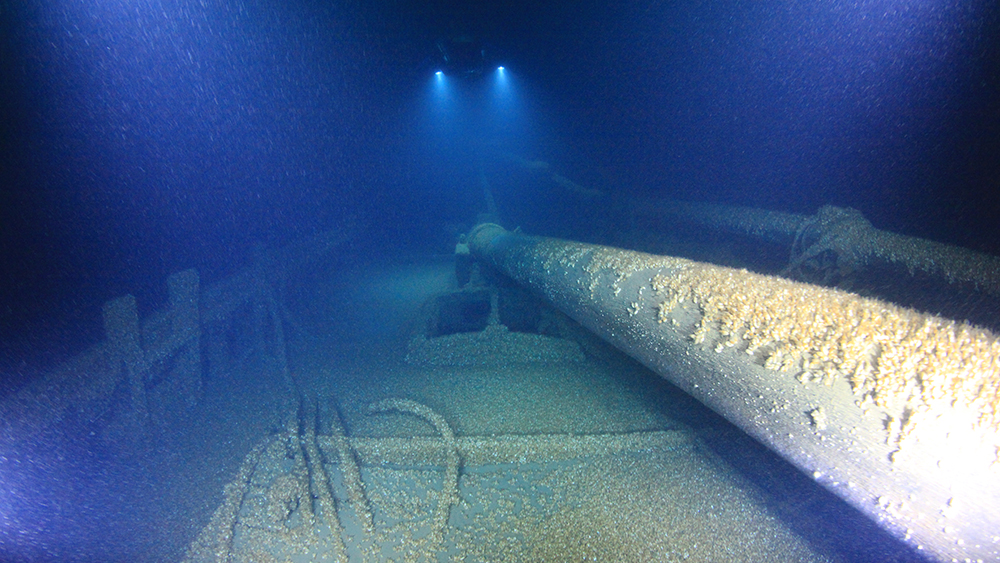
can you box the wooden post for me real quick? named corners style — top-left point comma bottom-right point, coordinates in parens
top-left (167, 269), bottom-right (202, 407)
top-left (102, 294), bottom-right (148, 425)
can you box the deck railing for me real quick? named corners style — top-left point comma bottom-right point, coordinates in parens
top-left (0, 227), bottom-right (351, 447)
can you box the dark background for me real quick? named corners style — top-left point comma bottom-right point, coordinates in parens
top-left (3, 0), bottom-right (999, 381)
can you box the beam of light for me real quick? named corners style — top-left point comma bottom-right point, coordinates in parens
top-left (425, 68), bottom-right (456, 127)
top-left (495, 66), bottom-right (509, 92)
top-left (431, 71), bottom-right (450, 101)
top-left (491, 64), bottom-right (513, 106)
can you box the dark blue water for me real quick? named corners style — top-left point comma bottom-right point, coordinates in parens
top-left (4, 0), bottom-right (998, 356)
top-left (1, 0), bottom-right (998, 561)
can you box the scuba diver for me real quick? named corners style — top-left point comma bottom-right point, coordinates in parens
top-left (417, 32), bottom-right (500, 79)
top-left (435, 34), bottom-right (488, 77)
